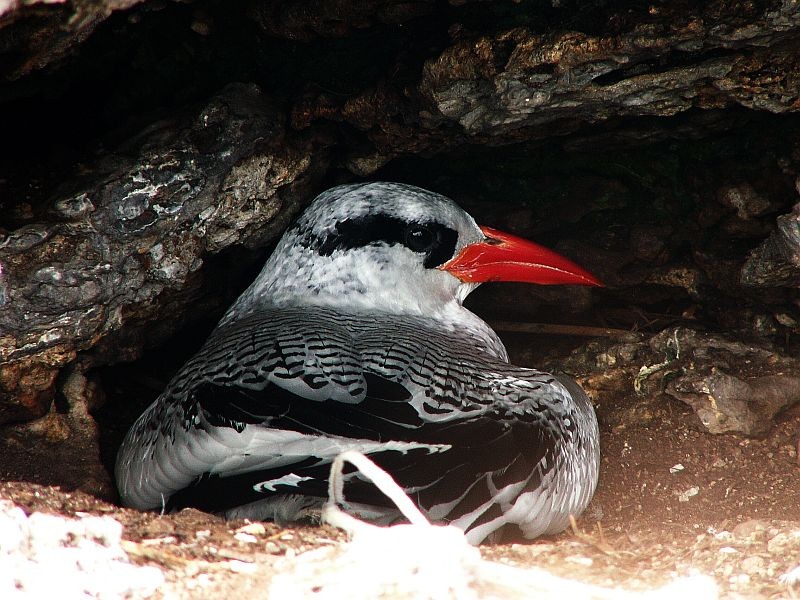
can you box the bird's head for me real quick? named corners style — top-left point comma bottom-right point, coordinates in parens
top-left (239, 182), bottom-right (601, 317)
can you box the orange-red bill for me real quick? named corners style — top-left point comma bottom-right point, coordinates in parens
top-left (441, 226), bottom-right (603, 286)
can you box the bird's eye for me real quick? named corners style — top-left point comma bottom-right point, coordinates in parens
top-left (405, 224), bottom-right (436, 253)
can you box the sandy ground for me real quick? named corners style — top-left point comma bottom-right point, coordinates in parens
top-left (3, 379), bottom-right (800, 598)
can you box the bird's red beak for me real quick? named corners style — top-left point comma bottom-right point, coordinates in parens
top-left (441, 226), bottom-right (603, 286)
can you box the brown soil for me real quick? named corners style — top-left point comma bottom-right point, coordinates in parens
top-left (3, 378), bottom-right (800, 598)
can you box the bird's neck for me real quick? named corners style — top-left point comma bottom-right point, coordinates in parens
top-left (220, 282), bottom-right (509, 362)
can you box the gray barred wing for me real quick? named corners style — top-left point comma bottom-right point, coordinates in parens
top-left (115, 307), bottom-right (598, 543)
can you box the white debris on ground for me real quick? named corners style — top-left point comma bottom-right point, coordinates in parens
top-left (0, 499), bottom-right (163, 599)
top-left (270, 451), bottom-right (720, 600)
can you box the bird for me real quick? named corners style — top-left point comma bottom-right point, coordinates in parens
top-left (115, 181), bottom-right (601, 544)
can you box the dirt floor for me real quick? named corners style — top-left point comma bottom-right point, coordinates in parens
top-left (3, 368), bottom-right (800, 598)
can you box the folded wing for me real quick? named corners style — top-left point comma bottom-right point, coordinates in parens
top-left (116, 307), bottom-right (595, 543)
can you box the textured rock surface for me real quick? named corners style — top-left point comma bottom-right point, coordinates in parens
top-left (559, 327), bottom-right (800, 437)
top-left (291, 0), bottom-right (800, 162)
top-left (655, 329), bottom-right (800, 436)
top-left (0, 363), bottom-right (115, 499)
top-left (419, 6), bottom-right (800, 132)
top-left (0, 0), bottom-right (146, 81)
top-left (0, 82), bottom-right (326, 423)
top-left (742, 190), bottom-right (800, 287)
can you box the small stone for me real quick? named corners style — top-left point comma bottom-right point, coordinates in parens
top-left (142, 519), bottom-right (176, 537)
top-left (678, 486), bottom-right (700, 502)
top-left (741, 556), bottom-right (765, 575)
top-left (730, 573), bottom-right (751, 586)
top-left (235, 522), bottom-right (266, 536)
top-left (733, 519), bottom-right (769, 539)
top-left (264, 542), bottom-right (281, 554)
top-left (775, 313), bottom-right (798, 327)
top-left (717, 183), bottom-right (772, 219)
top-left (227, 560), bottom-right (257, 574)
top-left (768, 532), bottom-right (800, 553)
top-left (234, 532), bottom-right (258, 544)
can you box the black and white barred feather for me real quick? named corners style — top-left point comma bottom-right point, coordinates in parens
top-left (117, 306), bottom-right (598, 543)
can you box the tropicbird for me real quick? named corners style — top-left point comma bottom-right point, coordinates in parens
top-left (115, 182), bottom-right (602, 544)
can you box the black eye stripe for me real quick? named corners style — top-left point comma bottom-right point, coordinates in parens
top-left (313, 214), bottom-right (458, 269)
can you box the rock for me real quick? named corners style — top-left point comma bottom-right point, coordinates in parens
top-left (0, 82), bottom-right (327, 423)
top-left (732, 519), bottom-right (770, 540)
top-left (741, 195), bottom-right (800, 287)
top-left (768, 531), bottom-right (800, 554)
top-left (560, 327), bottom-right (800, 436)
top-left (250, 0), bottom-right (433, 41)
top-left (645, 328), bottom-right (800, 436)
top-left (0, 0), bottom-right (148, 81)
top-left (402, 4), bottom-right (800, 152)
top-left (667, 368), bottom-right (800, 436)
top-left (0, 360), bottom-right (60, 423)
top-left (0, 364), bottom-right (114, 498)
top-left (718, 183), bottom-right (774, 220)
top-left (678, 486), bottom-right (700, 502)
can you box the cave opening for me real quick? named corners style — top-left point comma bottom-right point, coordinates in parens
top-left (3, 0), bottom-right (800, 594)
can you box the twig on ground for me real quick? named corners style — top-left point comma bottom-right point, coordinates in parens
top-left (570, 514), bottom-right (616, 555)
top-left (490, 321), bottom-right (644, 343)
top-left (120, 539), bottom-right (190, 569)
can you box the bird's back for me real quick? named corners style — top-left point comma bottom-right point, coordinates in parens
top-left (116, 305), bottom-right (599, 544)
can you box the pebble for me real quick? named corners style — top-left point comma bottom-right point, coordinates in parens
top-left (265, 541), bottom-right (281, 554)
top-left (142, 535), bottom-right (176, 546)
top-left (740, 556), bottom-right (765, 575)
top-left (234, 532), bottom-right (258, 544)
top-left (678, 486), bottom-right (700, 502)
top-left (768, 531), bottom-right (800, 553)
top-left (733, 519), bottom-right (770, 539)
top-left (235, 522), bottom-right (266, 536)
top-left (730, 573), bottom-right (751, 586)
top-left (227, 560), bottom-right (258, 574)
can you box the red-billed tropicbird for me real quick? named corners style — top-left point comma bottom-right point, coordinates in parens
top-left (115, 182), bottom-right (601, 544)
